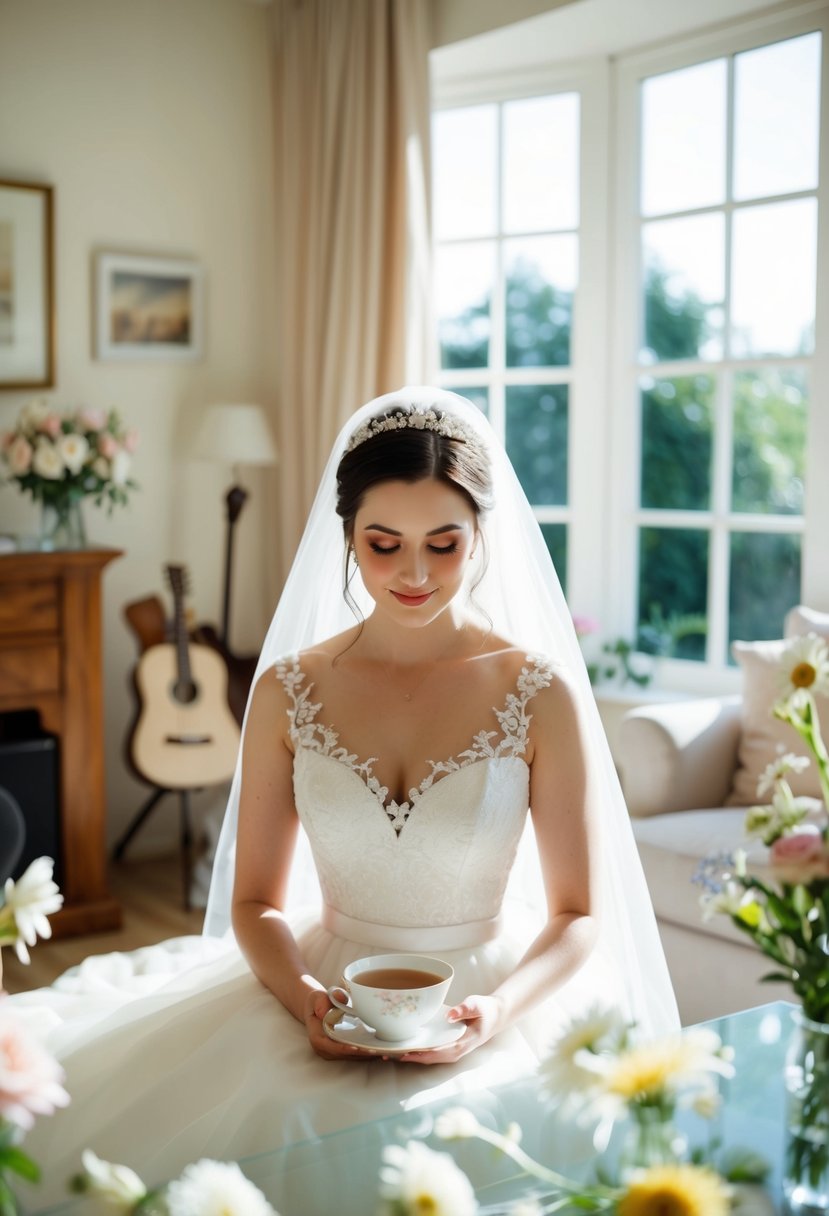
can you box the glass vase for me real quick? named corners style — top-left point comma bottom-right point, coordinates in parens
top-left (39, 498), bottom-right (87, 551)
top-left (618, 1105), bottom-right (687, 1180)
top-left (784, 1008), bottom-right (829, 1216)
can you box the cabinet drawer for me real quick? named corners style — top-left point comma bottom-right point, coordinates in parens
top-left (0, 581), bottom-right (59, 636)
top-left (0, 642), bottom-right (60, 695)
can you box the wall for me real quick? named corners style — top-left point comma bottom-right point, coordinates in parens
top-left (0, 0), bottom-right (278, 857)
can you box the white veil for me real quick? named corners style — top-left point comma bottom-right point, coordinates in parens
top-left (204, 387), bottom-right (679, 1037)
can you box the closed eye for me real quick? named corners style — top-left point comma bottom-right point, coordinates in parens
top-left (368, 542), bottom-right (458, 555)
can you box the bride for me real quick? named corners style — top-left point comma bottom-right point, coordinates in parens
top-left (15, 388), bottom-right (678, 1206)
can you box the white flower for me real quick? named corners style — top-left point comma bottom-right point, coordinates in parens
top-left (779, 634), bottom-right (829, 699)
top-left (111, 449), bottom-right (131, 486)
top-left (0, 856), bottom-right (63, 964)
top-left (434, 1107), bottom-right (481, 1140)
top-left (164, 1159), bottom-right (278, 1216)
top-left (32, 439), bottom-right (64, 480)
top-left (539, 1003), bottom-right (627, 1098)
top-left (6, 435), bottom-right (33, 476)
top-left (0, 1007), bottom-right (70, 1130)
top-left (78, 1150), bottom-right (147, 1208)
top-left (58, 431), bottom-right (90, 474)
top-left (378, 1141), bottom-right (477, 1216)
top-left (18, 397), bottom-right (51, 435)
top-left (757, 752), bottom-right (810, 798)
top-left (508, 1202), bottom-right (544, 1216)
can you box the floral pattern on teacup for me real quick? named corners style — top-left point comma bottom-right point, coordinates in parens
top-left (378, 992), bottom-right (421, 1017)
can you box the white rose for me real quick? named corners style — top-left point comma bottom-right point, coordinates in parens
top-left (58, 432), bottom-right (90, 475)
top-left (32, 440), bottom-right (65, 480)
top-left (19, 398), bottom-right (51, 435)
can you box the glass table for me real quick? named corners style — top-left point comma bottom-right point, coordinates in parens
top-left (43, 1001), bottom-right (794, 1215)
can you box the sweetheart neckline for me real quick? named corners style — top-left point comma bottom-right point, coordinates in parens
top-left (279, 653), bottom-right (553, 834)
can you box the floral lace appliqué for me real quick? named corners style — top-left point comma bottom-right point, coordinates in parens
top-left (275, 654), bottom-right (554, 834)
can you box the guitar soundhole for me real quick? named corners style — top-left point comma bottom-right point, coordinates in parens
top-left (172, 679), bottom-right (198, 705)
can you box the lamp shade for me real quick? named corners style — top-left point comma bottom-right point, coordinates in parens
top-left (193, 403), bottom-right (278, 467)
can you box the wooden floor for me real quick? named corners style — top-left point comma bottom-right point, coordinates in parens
top-left (2, 856), bottom-right (205, 995)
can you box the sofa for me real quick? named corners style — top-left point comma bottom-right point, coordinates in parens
top-left (616, 605), bottom-right (829, 1027)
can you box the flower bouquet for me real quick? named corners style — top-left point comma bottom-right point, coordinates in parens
top-left (0, 858), bottom-right (68, 1214)
top-left (695, 633), bottom-right (829, 1213)
top-left (1, 399), bottom-right (139, 548)
top-left (376, 1007), bottom-right (762, 1216)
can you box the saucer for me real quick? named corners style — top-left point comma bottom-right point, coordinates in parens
top-left (322, 1005), bottom-right (465, 1055)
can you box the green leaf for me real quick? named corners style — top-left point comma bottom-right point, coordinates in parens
top-left (0, 1148), bottom-right (40, 1183)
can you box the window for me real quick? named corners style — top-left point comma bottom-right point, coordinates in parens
top-left (432, 6), bottom-right (827, 681)
top-left (633, 32), bottom-right (820, 664)
top-left (432, 93), bottom-right (581, 592)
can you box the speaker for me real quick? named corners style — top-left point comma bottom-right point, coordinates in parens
top-left (0, 712), bottom-right (61, 885)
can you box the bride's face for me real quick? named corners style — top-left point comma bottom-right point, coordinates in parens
top-left (352, 477), bottom-right (479, 626)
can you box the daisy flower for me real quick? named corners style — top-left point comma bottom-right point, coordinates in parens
top-left (756, 752), bottom-right (809, 798)
top-left (616, 1163), bottom-right (730, 1216)
top-left (0, 856), bottom-right (63, 964)
top-left (779, 634), bottom-right (829, 700)
top-left (378, 1140), bottom-right (477, 1216)
top-left (539, 1003), bottom-right (628, 1099)
top-left (164, 1159), bottom-right (278, 1216)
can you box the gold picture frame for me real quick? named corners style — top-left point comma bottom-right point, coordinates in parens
top-left (0, 179), bottom-right (55, 389)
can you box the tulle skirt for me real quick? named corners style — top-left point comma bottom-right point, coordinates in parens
top-left (15, 919), bottom-right (614, 1211)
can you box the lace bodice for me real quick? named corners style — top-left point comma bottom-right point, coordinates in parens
top-left (276, 654), bottom-right (554, 930)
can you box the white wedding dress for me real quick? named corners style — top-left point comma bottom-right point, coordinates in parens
top-left (18, 654), bottom-right (625, 1209)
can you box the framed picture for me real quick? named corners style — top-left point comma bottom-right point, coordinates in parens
top-left (95, 252), bottom-right (204, 361)
top-left (0, 180), bottom-right (55, 389)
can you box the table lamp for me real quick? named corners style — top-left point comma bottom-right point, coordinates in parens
top-left (193, 402), bottom-right (278, 648)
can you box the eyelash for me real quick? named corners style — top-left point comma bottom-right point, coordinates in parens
top-left (368, 542), bottom-right (458, 556)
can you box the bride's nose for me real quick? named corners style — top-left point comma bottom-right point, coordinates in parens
top-left (399, 551), bottom-right (430, 588)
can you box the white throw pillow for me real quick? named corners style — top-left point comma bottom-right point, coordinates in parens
top-left (728, 635), bottom-right (828, 806)
top-left (785, 604), bottom-right (829, 639)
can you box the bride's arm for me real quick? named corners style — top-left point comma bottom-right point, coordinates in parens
top-left (404, 670), bottom-right (601, 1063)
top-left (231, 670), bottom-right (361, 1059)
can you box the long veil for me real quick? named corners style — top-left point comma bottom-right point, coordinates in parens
top-left (204, 387), bottom-right (679, 1037)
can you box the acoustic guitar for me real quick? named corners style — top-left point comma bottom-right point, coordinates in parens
top-left (129, 565), bottom-right (241, 790)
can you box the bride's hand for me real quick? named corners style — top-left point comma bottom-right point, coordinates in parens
top-left (398, 994), bottom-right (503, 1066)
top-left (303, 988), bottom-right (377, 1061)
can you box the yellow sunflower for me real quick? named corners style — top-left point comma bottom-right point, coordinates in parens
top-left (616, 1163), bottom-right (730, 1216)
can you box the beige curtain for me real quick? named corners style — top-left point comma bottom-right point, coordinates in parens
top-left (268, 0), bottom-right (435, 593)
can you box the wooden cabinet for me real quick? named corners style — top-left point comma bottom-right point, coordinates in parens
top-left (0, 548), bottom-right (123, 936)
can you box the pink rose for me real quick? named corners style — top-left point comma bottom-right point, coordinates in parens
top-left (39, 414), bottom-right (62, 439)
top-left (7, 435), bottom-right (33, 476)
top-left (98, 433), bottom-right (119, 460)
top-left (770, 826), bottom-right (829, 883)
top-left (0, 1006), bottom-right (70, 1130)
top-left (78, 408), bottom-right (106, 431)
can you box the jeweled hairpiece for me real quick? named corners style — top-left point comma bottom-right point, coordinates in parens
top-left (345, 406), bottom-right (482, 454)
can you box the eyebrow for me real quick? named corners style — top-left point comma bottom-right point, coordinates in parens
top-left (362, 523), bottom-right (465, 537)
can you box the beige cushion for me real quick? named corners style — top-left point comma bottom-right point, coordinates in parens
top-left (785, 604), bottom-right (829, 639)
top-left (728, 636), bottom-right (828, 805)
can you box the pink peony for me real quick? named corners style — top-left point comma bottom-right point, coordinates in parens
top-left (98, 433), bottom-right (119, 460)
top-left (0, 1006), bottom-right (69, 1130)
top-left (769, 826), bottom-right (829, 883)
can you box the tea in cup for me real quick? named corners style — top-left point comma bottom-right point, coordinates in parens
top-left (327, 952), bottom-right (454, 1042)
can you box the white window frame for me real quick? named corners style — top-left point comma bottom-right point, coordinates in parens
top-left (433, 57), bottom-right (612, 621)
top-left (432, 0), bottom-right (829, 696)
top-left (610, 0), bottom-right (829, 692)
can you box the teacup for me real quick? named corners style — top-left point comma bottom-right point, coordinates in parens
top-left (327, 952), bottom-right (454, 1042)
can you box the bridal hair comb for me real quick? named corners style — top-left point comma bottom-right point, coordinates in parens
top-left (345, 406), bottom-right (483, 454)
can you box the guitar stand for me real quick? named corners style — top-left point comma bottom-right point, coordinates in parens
top-left (113, 785), bottom-right (199, 911)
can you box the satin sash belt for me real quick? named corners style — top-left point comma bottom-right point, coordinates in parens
top-left (321, 906), bottom-right (502, 951)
